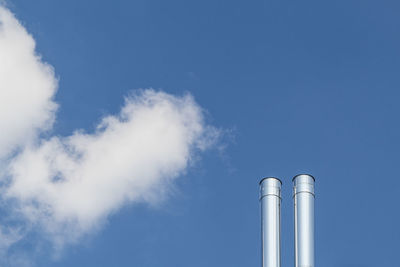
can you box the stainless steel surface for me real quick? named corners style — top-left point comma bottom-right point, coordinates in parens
top-left (260, 177), bottom-right (281, 267)
top-left (293, 174), bottom-right (315, 267)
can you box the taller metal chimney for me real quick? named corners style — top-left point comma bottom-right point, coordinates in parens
top-left (260, 177), bottom-right (282, 267)
top-left (293, 174), bottom-right (315, 267)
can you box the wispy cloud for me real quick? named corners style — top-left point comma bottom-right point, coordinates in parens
top-left (0, 4), bottom-right (218, 261)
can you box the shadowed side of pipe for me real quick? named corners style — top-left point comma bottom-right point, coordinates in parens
top-left (293, 174), bottom-right (315, 267)
top-left (260, 177), bottom-right (282, 267)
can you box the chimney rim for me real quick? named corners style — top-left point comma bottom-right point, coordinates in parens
top-left (292, 173), bottom-right (315, 182)
top-left (259, 177), bottom-right (282, 185)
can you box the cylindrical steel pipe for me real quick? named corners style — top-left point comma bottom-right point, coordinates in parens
top-left (260, 177), bottom-right (282, 267)
top-left (293, 174), bottom-right (315, 267)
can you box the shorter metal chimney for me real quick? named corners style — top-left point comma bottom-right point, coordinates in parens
top-left (260, 177), bottom-right (282, 267)
top-left (293, 174), bottom-right (315, 267)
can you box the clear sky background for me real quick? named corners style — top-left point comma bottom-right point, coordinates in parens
top-left (2, 0), bottom-right (400, 266)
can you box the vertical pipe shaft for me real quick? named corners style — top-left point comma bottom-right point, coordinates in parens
top-left (293, 174), bottom-right (315, 267)
top-left (260, 177), bottom-right (282, 267)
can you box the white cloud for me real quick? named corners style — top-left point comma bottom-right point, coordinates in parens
top-left (0, 6), bottom-right (58, 159)
top-left (6, 90), bottom-right (217, 248)
top-left (0, 5), bottom-right (218, 255)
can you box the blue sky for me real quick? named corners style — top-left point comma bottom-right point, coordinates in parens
top-left (1, 0), bottom-right (400, 266)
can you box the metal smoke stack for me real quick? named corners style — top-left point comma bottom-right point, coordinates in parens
top-left (259, 177), bottom-right (282, 267)
top-left (293, 174), bottom-right (315, 267)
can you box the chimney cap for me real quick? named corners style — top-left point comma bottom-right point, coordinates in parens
top-left (292, 174), bottom-right (315, 182)
top-left (259, 177), bottom-right (282, 185)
